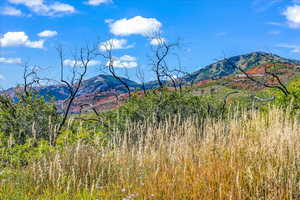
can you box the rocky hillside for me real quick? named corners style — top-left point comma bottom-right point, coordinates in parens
top-left (184, 51), bottom-right (300, 83)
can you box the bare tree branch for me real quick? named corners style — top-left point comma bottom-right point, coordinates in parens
top-left (56, 44), bottom-right (98, 137)
top-left (99, 41), bottom-right (132, 97)
top-left (225, 56), bottom-right (290, 97)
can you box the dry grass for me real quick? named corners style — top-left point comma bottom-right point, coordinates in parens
top-left (1, 108), bottom-right (300, 199)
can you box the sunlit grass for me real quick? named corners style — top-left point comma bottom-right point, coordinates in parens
top-left (1, 108), bottom-right (300, 199)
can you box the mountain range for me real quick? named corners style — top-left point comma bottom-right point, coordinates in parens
top-left (4, 51), bottom-right (300, 112)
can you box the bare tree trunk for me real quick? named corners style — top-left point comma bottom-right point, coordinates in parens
top-left (55, 44), bottom-right (98, 141)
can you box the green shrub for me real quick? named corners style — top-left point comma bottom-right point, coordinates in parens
top-left (100, 89), bottom-right (227, 133)
top-left (0, 91), bottom-right (60, 167)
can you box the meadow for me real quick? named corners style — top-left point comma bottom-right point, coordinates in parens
top-left (1, 106), bottom-right (300, 200)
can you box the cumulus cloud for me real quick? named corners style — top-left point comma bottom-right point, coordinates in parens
top-left (107, 55), bottom-right (138, 68)
top-left (7, 0), bottom-right (75, 16)
top-left (100, 38), bottom-right (134, 51)
top-left (38, 30), bottom-right (58, 37)
top-left (283, 5), bottom-right (300, 28)
top-left (1, 6), bottom-right (22, 16)
top-left (0, 32), bottom-right (44, 49)
top-left (150, 37), bottom-right (166, 46)
top-left (85, 0), bottom-right (112, 6)
top-left (63, 59), bottom-right (100, 67)
top-left (277, 43), bottom-right (300, 53)
top-left (0, 57), bottom-right (22, 64)
top-left (109, 16), bottom-right (162, 37)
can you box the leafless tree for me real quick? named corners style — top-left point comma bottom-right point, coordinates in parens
top-left (136, 65), bottom-right (147, 95)
top-left (56, 44), bottom-right (99, 135)
top-left (225, 53), bottom-right (290, 97)
top-left (149, 34), bottom-right (179, 90)
top-left (173, 69), bottom-right (195, 89)
top-left (19, 62), bottom-right (54, 97)
top-left (100, 41), bottom-right (132, 97)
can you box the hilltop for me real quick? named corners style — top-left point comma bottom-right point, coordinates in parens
top-left (184, 51), bottom-right (300, 83)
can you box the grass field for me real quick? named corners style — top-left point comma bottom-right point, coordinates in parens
top-left (1, 107), bottom-right (300, 199)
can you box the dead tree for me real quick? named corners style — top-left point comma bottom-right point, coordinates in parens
top-left (19, 62), bottom-right (54, 97)
top-left (225, 55), bottom-right (290, 97)
top-left (100, 41), bottom-right (132, 97)
top-left (56, 44), bottom-right (98, 135)
top-left (253, 96), bottom-right (275, 102)
top-left (149, 35), bottom-right (178, 90)
top-left (136, 65), bottom-right (147, 95)
top-left (172, 69), bottom-right (195, 89)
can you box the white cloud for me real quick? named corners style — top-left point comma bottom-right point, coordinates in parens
top-left (7, 0), bottom-right (75, 16)
top-left (119, 55), bottom-right (136, 61)
top-left (9, 0), bottom-right (43, 7)
top-left (283, 5), bottom-right (300, 28)
top-left (25, 40), bottom-right (44, 48)
top-left (277, 43), bottom-right (300, 53)
top-left (0, 57), bottom-right (22, 64)
top-left (63, 59), bottom-right (100, 67)
top-left (0, 32), bottom-right (44, 49)
top-left (107, 55), bottom-right (138, 68)
top-left (85, 0), bottom-right (112, 6)
top-left (38, 30), bottom-right (58, 37)
top-left (100, 38), bottom-right (134, 51)
top-left (49, 2), bottom-right (75, 14)
top-left (150, 37), bottom-right (166, 45)
top-left (0, 74), bottom-right (5, 80)
top-left (109, 16), bottom-right (162, 37)
top-left (1, 6), bottom-right (22, 16)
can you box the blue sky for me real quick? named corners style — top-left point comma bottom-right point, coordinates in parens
top-left (1, 0), bottom-right (300, 89)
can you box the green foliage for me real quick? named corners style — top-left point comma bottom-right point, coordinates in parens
top-left (0, 91), bottom-right (60, 167)
top-left (101, 89), bottom-right (226, 131)
top-left (0, 92), bottom-right (60, 144)
top-left (265, 76), bottom-right (300, 115)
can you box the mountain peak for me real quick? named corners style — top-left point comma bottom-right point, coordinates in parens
top-left (187, 51), bottom-right (300, 83)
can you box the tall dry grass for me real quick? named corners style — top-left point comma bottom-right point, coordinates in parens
top-left (2, 108), bottom-right (300, 199)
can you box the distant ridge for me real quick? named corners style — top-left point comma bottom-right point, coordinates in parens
top-left (4, 51), bottom-right (300, 112)
top-left (4, 74), bottom-right (141, 101)
top-left (184, 51), bottom-right (300, 83)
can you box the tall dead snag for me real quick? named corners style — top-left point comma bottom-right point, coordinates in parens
top-left (22, 62), bottom-right (39, 97)
top-left (136, 65), bottom-right (147, 95)
top-left (226, 54), bottom-right (290, 97)
top-left (149, 35), bottom-right (179, 90)
top-left (100, 41), bottom-right (132, 97)
top-left (56, 44), bottom-right (99, 135)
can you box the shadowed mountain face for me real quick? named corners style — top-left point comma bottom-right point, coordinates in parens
top-left (5, 74), bottom-right (141, 101)
top-left (184, 52), bottom-right (300, 83)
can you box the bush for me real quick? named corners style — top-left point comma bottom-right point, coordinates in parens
top-left (0, 91), bottom-right (60, 167)
top-left (100, 89), bottom-right (227, 133)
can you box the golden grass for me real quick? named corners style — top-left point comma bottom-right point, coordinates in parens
top-left (1, 108), bottom-right (300, 199)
